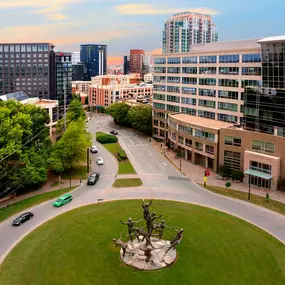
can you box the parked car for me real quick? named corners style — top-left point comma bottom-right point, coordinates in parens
top-left (53, 194), bottom-right (73, 207)
top-left (87, 172), bottom-right (100, 185)
top-left (90, 145), bottom-right (98, 153)
top-left (12, 212), bottom-right (34, 226)
top-left (96, 157), bottom-right (104, 165)
top-left (110, 130), bottom-right (118, 135)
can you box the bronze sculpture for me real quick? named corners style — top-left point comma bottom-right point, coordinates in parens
top-left (154, 220), bottom-right (173, 240)
top-left (113, 235), bottom-right (133, 257)
top-left (165, 228), bottom-right (184, 253)
top-left (120, 217), bottom-right (142, 242)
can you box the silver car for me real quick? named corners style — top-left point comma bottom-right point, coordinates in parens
top-left (96, 157), bottom-right (104, 165)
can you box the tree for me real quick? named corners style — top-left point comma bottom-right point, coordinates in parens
top-left (127, 105), bottom-right (152, 135)
top-left (49, 120), bottom-right (91, 172)
top-left (106, 103), bottom-right (130, 126)
top-left (225, 181), bottom-right (231, 189)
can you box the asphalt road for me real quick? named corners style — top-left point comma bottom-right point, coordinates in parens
top-left (1, 114), bottom-right (285, 264)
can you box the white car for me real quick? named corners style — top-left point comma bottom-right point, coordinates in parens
top-left (96, 157), bottom-right (104, 165)
top-left (90, 146), bottom-right (98, 153)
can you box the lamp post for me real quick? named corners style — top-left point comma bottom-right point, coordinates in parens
top-left (163, 118), bottom-right (167, 156)
top-left (248, 174), bottom-right (251, 201)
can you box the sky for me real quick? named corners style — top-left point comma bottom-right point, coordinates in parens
top-left (0, 0), bottom-right (284, 65)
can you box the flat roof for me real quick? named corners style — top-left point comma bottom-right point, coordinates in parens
top-left (170, 113), bottom-right (233, 130)
top-left (258, 35), bottom-right (285, 43)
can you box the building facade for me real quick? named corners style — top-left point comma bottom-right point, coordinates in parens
top-left (71, 52), bottom-right (80, 65)
top-left (130, 49), bottom-right (145, 74)
top-left (162, 12), bottom-right (219, 54)
top-left (80, 44), bottom-right (107, 80)
top-left (88, 74), bottom-right (152, 107)
top-left (72, 62), bottom-right (88, 81)
top-left (144, 73), bottom-right (153, 83)
top-left (123, 56), bottom-right (130, 75)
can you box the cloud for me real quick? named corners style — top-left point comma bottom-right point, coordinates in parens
top-left (115, 4), bottom-right (219, 15)
top-left (108, 57), bottom-right (123, 65)
top-left (145, 48), bottom-right (162, 55)
top-left (45, 14), bottom-right (67, 21)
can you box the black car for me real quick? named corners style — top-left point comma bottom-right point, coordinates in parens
top-left (12, 212), bottom-right (34, 226)
top-left (110, 130), bottom-right (118, 135)
top-left (87, 172), bottom-right (100, 185)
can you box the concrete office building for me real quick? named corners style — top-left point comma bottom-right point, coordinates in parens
top-left (72, 62), bottom-right (88, 81)
top-left (80, 44), bottom-right (107, 80)
top-left (162, 12), bottom-right (219, 54)
top-left (130, 49), bottom-right (145, 74)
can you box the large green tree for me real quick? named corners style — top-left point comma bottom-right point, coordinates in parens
top-left (49, 120), bottom-right (91, 173)
top-left (0, 100), bottom-right (51, 198)
top-left (105, 103), bottom-right (130, 126)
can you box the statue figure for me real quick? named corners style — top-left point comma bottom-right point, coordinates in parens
top-left (120, 217), bottom-right (142, 242)
top-left (153, 220), bottom-right (173, 240)
top-left (133, 227), bottom-right (154, 248)
top-left (146, 212), bottom-right (162, 234)
top-left (165, 229), bottom-right (184, 254)
top-left (142, 199), bottom-right (152, 221)
top-left (140, 246), bottom-right (155, 263)
top-left (113, 235), bottom-right (133, 257)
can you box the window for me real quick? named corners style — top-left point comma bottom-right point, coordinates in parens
top-left (181, 97), bottom-right (196, 105)
top-left (219, 55), bottom-right (239, 63)
top-left (169, 120), bottom-right (177, 129)
top-left (199, 67), bottom-right (216, 74)
top-left (218, 79), bottom-right (239, 88)
top-left (218, 102), bottom-right (238, 112)
top-left (244, 107), bottom-right (257, 116)
top-left (218, 114), bottom-right (237, 123)
top-left (206, 145), bottom-right (214, 154)
top-left (185, 138), bottom-right (192, 146)
top-left (153, 120), bottom-right (158, 126)
top-left (167, 86), bottom-right (180, 93)
top-left (218, 90), bottom-right (238, 100)
top-left (198, 99), bottom-right (216, 108)
top-left (242, 67), bottom-right (262, 76)
top-left (154, 67), bottom-right (166, 73)
top-left (252, 140), bottom-right (274, 154)
top-left (38, 45), bottom-right (43, 52)
top-left (199, 78), bottom-right (216, 86)
top-left (167, 67), bottom-right (180, 74)
top-left (153, 94), bottom-right (165, 101)
top-left (167, 76), bottom-right (180, 83)
top-left (250, 161), bottom-right (272, 175)
top-left (277, 127), bottom-right (285, 137)
top-left (154, 85), bottom-right (165, 92)
top-left (219, 67), bottom-right (239, 75)
top-left (182, 67), bottom-right (197, 74)
top-left (167, 105), bottom-right (179, 112)
top-left (195, 130), bottom-right (215, 141)
top-left (154, 58), bottom-right (166, 64)
top-left (224, 151), bottom-right (241, 171)
top-left (167, 95), bottom-right (180, 103)
top-left (198, 110), bottom-right (215, 119)
top-left (242, 54), bottom-right (261, 62)
top-left (199, 89), bottom-right (216, 97)
top-left (182, 77), bottom-right (197, 84)
top-left (167, 57), bottom-right (181, 64)
top-left (195, 142), bottom-right (203, 151)
top-left (182, 56), bottom-right (197, 64)
top-left (153, 76), bottom-right (165, 83)
top-left (241, 80), bottom-right (261, 88)
top-left (178, 124), bottom-right (193, 135)
top-left (43, 45), bottom-right (49, 52)
top-left (178, 136), bottom-right (184, 144)
top-left (32, 45), bottom-right (37, 52)
top-left (199, 56), bottom-right (216, 63)
top-left (181, 107), bottom-right (196, 116)
top-left (153, 102), bottom-right (165, 110)
top-left (224, 136), bottom-right (241, 146)
top-left (182, 87), bottom-right (196, 95)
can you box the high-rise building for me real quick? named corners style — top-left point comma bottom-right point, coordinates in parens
top-left (71, 52), bottom-right (80, 64)
top-left (72, 62), bottom-right (88, 81)
top-left (123, 56), bottom-right (130, 74)
top-left (162, 12), bottom-right (219, 54)
top-left (0, 43), bottom-right (54, 98)
top-left (80, 44), bottom-right (107, 80)
top-left (130, 49), bottom-right (145, 74)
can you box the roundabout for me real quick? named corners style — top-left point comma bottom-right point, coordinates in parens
top-left (1, 200), bottom-right (285, 285)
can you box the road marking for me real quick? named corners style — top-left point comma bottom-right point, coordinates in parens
top-left (128, 145), bottom-right (133, 147)
top-left (162, 162), bottom-right (168, 166)
top-left (136, 144), bottom-right (141, 147)
top-left (145, 144), bottom-right (148, 146)
top-left (148, 164), bottom-right (153, 168)
top-left (149, 152), bottom-right (153, 156)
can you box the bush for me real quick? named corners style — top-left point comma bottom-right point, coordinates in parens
top-left (232, 170), bottom-right (244, 181)
top-left (225, 181), bottom-right (231, 188)
top-left (118, 149), bottom-right (127, 160)
top-left (96, 134), bottom-right (118, 144)
top-left (219, 165), bottom-right (231, 177)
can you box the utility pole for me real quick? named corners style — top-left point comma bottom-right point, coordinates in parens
top-left (248, 174), bottom-right (251, 200)
top-left (87, 148), bottom-right (90, 173)
top-left (64, 84), bottom-right (67, 131)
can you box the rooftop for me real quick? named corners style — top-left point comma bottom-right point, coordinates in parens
top-left (170, 113), bottom-right (233, 130)
top-left (258, 35), bottom-right (285, 43)
top-left (34, 99), bottom-right (58, 105)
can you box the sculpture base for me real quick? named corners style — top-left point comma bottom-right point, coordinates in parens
top-left (120, 237), bottom-right (177, 271)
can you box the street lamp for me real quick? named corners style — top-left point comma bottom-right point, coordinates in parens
top-left (248, 173), bottom-right (251, 201)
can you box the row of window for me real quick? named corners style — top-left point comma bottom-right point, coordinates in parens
top-left (154, 54), bottom-right (261, 65)
top-left (0, 44), bottom-right (50, 52)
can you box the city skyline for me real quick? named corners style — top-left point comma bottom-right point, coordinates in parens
top-left (0, 0), bottom-right (284, 65)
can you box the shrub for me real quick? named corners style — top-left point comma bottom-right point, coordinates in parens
top-left (96, 134), bottom-right (118, 144)
top-left (266, 193), bottom-right (270, 203)
top-left (225, 181), bottom-right (231, 189)
top-left (232, 170), bottom-right (244, 181)
top-left (118, 149), bottom-right (127, 160)
top-left (219, 165), bottom-right (231, 177)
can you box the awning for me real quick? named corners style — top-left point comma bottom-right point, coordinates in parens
top-left (244, 169), bottom-right (272, 180)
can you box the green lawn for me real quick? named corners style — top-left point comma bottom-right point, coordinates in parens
top-left (61, 166), bottom-right (88, 180)
top-left (1, 200), bottom-right (285, 285)
top-left (204, 184), bottom-right (285, 216)
top-left (112, 178), bottom-right (142, 188)
top-left (0, 187), bottom-right (77, 223)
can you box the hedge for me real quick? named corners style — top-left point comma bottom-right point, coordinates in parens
top-left (96, 134), bottom-right (118, 144)
top-left (118, 149), bottom-right (127, 160)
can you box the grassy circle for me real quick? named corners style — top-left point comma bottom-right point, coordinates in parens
top-left (1, 200), bottom-right (285, 285)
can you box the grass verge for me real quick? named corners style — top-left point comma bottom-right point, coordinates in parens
top-left (112, 178), bottom-right (142, 188)
top-left (1, 200), bottom-right (285, 285)
top-left (0, 186), bottom-right (77, 223)
top-left (204, 184), bottom-right (285, 216)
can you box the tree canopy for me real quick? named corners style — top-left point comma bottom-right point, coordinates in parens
top-left (0, 100), bottom-right (51, 198)
top-left (106, 103), bottom-right (131, 126)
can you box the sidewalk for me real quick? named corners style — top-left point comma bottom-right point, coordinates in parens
top-left (151, 140), bottom-right (285, 203)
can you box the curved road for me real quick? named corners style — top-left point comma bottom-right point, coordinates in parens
top-left (1, 115), bottom-right (285, 264)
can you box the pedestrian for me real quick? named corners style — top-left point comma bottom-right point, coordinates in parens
top-left (203, 176), bottom-right (207, 188)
